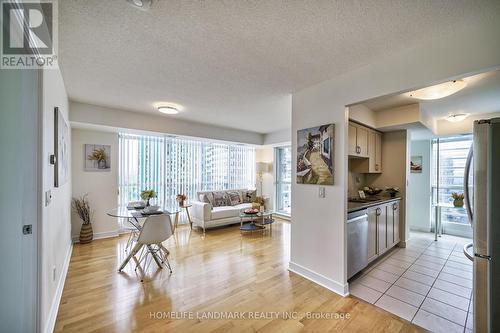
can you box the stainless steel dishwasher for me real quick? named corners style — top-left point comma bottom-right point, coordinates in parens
top-left (347, 209), bottom-right (369, 279)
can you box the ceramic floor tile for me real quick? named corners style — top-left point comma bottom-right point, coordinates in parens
top-left (375, 294), bottom-right (418, 321)
top-left (357, 275), bottom-right (392, 293)
top-left (409, 264), bottom-right (440, 278)
top-left (448, 255), bottom-right (473, 265)
top-left (466, 312), bottom-right (473, 329)
top-left (445, 260), bottom-right (473, 272)
top-left (438, 272), bottom-right (473, 288)
top-left (394, 277), bottom-right (431, 296)
top-left (433, 279), bottom-right (472, 299)
top-left (414, 258), bottom-right (444, 271)
top-left (441, 266), bottom-right (473, 280)
top-left (412, 309), bottom-right (464, 333)
top-left (367, 268), bottom-right (399, 284)
top-left (427, 287), bottom-right (470, 311)
top-left (419, 254), bottom-right (447, 265)
top-left (375, 262), bottom-right (407, 276)
top-left (385, 285), bottom-right (425, 307)
top-left (402, 270), bottom-right (436, 286)
top-left (420, 297), bottom-right (467, 326)
top-left (383, 257), bottom-right (413, 269)
top-left (349, 282), bottom-right (382, 304)
top-left (423, 250), bottom-right (451, 259)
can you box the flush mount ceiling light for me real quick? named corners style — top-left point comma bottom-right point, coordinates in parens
top-left (408, 80), bottom-right (467, 100)
top-left (126, 0), bottom-right (153, 10)
top-left (158, 106), bottom-right (179, 115)
top-left (446, 113), bottom-right (469, 122)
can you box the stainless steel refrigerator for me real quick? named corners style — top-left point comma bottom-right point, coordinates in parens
top-left (463, 118), bottom-right (500, 332)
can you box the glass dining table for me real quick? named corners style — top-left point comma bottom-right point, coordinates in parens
top-left (107, 206), bottom-right (181, 270)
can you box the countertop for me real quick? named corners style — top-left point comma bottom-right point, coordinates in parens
top-left (348, 197), bottom-right (402, 213)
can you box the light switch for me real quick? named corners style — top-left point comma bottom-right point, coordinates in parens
top-left (319, 187), bottom-right (326, 198)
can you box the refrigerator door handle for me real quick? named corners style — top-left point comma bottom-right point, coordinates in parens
top-left (463, 242), bottom-right (474, 262)
top-left (464, 146), bottom-right (473, 224)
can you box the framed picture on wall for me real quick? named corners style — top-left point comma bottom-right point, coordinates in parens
top-left (85, 144), bottom-right (111, 171)
top-left (54, 107), bottom-right (69, 187)
top-left (410, 155), bottom-right (423, 173)
top-left (296, 123), bottom-right (335, 185)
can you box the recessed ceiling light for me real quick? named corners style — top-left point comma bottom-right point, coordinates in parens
top-left (446, 113), bottom-right (469, 122)
top-left (158, 106), bottom-right (179, 115)
top-left (126, 0), bottom-right (153, 10)
top-left (408, 80), bottom-right (467, 100)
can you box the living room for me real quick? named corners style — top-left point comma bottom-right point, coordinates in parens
top-left (1, 1), bottom-right (500, 333)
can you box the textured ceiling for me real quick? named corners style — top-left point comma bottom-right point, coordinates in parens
top-left (362, 69), bottom-right (500, 118)
top-left (59, 0), bottom-right (500, 133)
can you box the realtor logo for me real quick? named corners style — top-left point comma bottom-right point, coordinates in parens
top-left (1, 0), bottom-right (58, 69)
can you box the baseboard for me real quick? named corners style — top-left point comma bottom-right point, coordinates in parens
top-left (44, 242), bottom-right (72, 333)
top-left (72, 230), bottom-right (119, 243)
top-left (288, 261), bottom-right (349, 297)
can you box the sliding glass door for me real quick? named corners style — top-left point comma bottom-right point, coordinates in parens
top-left (431, 135), bottom-right (473, 238)
top-left (275, 146), bottom-right (292, 216)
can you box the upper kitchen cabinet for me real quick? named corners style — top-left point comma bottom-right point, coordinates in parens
top-left (349, 121), bottom-right (382, 173)
top-left (348, 122), bottom-right (369, 157)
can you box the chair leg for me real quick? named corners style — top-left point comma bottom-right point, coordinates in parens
top-left (118, 243), bottom-right (142, 272)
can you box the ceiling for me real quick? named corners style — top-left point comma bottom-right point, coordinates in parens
top-left (59, 0), bottom-right (500, 134)
top-left (362, 69), bottom-right (500, 119)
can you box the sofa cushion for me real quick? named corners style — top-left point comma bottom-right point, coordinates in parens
top-left (234, 203), bottom-right (252, 210)
top-left (211, 206), bottom-right (240, 220)
top-left (241, 190), bottom-right (256, 203)
top-left (212, 191), bottom-right (228, 207)
top-left (227, 191), bottom-right (242, 206)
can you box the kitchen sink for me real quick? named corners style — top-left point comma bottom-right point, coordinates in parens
top-left (348, 197), bottom-right (383, 203)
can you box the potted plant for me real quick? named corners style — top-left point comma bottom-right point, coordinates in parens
top-left (72, 195), bottom-right (93, 244)
top-left (385, 187), bottom-right (400, 198)
top-left (451, 192), bottom-right (465, 207)
top-left (176, 194), bottom-right (187, 207)
top-left (140, 189), bottom-right (157, 207)
top-left (87, 147), bottom-right (107, 169)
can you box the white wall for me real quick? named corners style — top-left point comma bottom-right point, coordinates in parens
top-left (70, 101), bottom-right (265, 145)
top-left (290, 19), bottom-right (500, 296)
top-left (40, 68), bottom-right (73, 333)
top-left (256, 147), bottom-right (275, 211)
top-left (71, 129), bottom-right (119, 241)
top-left (408, 140), bottom-right (432, 232)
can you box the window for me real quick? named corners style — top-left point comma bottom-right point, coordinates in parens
top-left (275, 146), bottom-right (292, 216)
top-left (431, 135), bottom-right (473, 234)
top-left (119, 133), bottom-right (255, 219)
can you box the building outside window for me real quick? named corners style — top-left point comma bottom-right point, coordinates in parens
top-left (275, 146), bottom-right (292, 216)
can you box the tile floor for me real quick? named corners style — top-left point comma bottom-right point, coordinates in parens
top-left (349, 232), bottom-right (474, 333)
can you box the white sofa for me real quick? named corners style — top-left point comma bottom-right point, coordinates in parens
top-left (190, 189), bottom-right (254, 232)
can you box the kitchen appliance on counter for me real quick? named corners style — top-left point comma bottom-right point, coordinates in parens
top-left (463, 118), bottom-right (500, 332)
top-left (347, 209), bottom-right (368, 279)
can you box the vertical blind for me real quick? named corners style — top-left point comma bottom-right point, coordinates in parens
top-left (118, 133), bottom-right (255, 210)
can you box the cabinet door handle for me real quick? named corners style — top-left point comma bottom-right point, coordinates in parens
top-left (376, 208), bottom-right (381, 216)
top-left (393, 203), bottom-right (397, 210)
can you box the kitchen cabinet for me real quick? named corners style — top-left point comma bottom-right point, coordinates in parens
top-left (367, 208), bottom-right (378, 263)
top-left (377, 205), bottom-right (388, 255)
top-left (348, 122), bottom-right (369, 157)
top-left (349, 121), bottom-right (382, 173)
top-left (356, 199), bottom-right (401, 270)
top-left (388, 201), bottom-right (400, 247)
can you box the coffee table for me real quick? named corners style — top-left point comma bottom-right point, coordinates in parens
top-left (240, 210), bottom-right (274, 232)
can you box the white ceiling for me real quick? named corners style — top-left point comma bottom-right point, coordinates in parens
top-left (59, 0), bottom-right (500, 134)
top-left (362, 69), bottom-right (500, 119)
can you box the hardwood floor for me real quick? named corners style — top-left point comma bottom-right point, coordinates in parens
top-left (54, 221), bottom-right (424, 332)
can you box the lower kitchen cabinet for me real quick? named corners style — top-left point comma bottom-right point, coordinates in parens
top-left (366, 199), bottom-right (401, 264)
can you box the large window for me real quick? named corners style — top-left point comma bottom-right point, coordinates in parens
top-left (119, 133), bottom-right (255, 210)
top-left (431, 135), bottom-right (473, 237)
top-left (275, 146), bottom-right (292, 216)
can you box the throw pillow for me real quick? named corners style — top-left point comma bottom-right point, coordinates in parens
top-left (227, 191), bottom-right (241, 206)
top-left (242, 190), bottom-right (257, 203)
top-left (198, 193), bottom-right (213, 209)
top-left (212, 191), bottom-right (228, 207)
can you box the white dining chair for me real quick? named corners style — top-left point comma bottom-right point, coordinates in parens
top-left (118, 214), bottom-right (174, 282)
